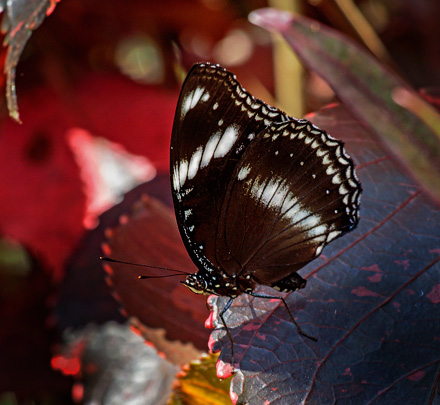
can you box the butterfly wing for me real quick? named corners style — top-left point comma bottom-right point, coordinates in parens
top-left (170, 63), bottom-right (288, 273)
top-left (215, 120), bottom-right (361, 286)
top-left (171, 63), bottom-right (361, 290)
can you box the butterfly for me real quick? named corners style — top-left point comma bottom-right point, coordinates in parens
top-left (170, 63), bottom-right (362, 351)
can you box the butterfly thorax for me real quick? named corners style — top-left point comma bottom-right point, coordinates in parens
top-left (182, 271), bottom-right (256, 298)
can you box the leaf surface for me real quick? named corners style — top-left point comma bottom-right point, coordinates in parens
top-left (55, 175), bottom-right (210, 354)
top-left (102, 194), bottom-right (210, 350)
top-left (249, 8), bottom-right (440, 205)
top-left (209, 105), bottom-right (440, 404)
top-left (0, 87), bottom-right (86, 279)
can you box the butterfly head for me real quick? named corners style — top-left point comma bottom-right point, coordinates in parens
top-left (182, 273), bottom-right (209, 295)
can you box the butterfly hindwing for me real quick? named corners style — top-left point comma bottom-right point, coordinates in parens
top-left (216, 120), bottom-right (361, 285)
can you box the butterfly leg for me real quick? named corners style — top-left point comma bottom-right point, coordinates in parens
top-left (246, 290), bottom-right (317, 342)
top-left (219, 297), bottom-right (236, 364)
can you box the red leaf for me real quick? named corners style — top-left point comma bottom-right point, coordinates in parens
top-left (103, 195), bottom-right (210, 350)
top-left (0, 87), bottom-right (86, 279)
top-left (0, 265), bottom-right (72, 398)
top-left (72, 74), bottom-right (176, 172)
top-left (0, 74), bottom-right (177, 279)
top-left (55, 175), bottom-right (209, 352)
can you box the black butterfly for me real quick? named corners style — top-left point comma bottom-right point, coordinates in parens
top-left (170, 63), bottom-right (361, 350)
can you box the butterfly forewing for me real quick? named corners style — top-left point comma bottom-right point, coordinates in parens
top-left (171, 64), bottom-right (288, 273)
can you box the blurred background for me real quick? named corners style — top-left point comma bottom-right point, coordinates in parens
top-left (0, 0), bottom-right (439, 403)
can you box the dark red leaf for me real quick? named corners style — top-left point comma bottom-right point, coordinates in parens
top-left (0, 87), bottom-right (86, 279)
top-left (54, 174), bottom-right (173, 331)
top-left (102, 194), bottom-right (210, 350)
top-left (0, 262), bottom-right (73, 399)
top-left (56, 174), bottom-right (210, 355)
top-left (72, 74), bottom-right (176, 172)
top-left (0, 74), bottom-right (176, 279)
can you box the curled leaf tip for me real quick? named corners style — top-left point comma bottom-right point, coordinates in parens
top-left (248, 7), bottom-right (293, 32)
top-left (10, 110), bottom-right (22, 123)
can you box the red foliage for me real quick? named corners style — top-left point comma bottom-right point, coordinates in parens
top-left (0, 75), bottom-right (176, 279)
top-left (0, 87), bottom-right (86, 280)
top-left (1, 0), bottom-right (439, 403)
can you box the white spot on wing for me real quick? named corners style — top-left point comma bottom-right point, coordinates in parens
top-left (178, 158), bottom-right (188, 188)
top-left (315, 244), bottom-right (324, 256)
top-left (316, 148), bottom-right (326, 157)
top-left (187, 146), bottom-right (203, 180)
top-left (306, 224), bottom-right (328, 238)
top-left (326, 165), bottom-right (337, 175)
top-left (260, 178), bottom-right (283, 207)
top-left (298, 212), bottom-right (320, 229)
top-left (181, 87), bottom-right (206, 118)
top-left (172, 165), bottom-right (180, 191)
top-left (332, 173), bottom-right (343, 184)
top-left (283, 197), bottom-right (324, 239)
top-left (238, 165), bottom-right (251, 180)
top-left (281, 192), bottom-right (297, 214)
top-left (327, 230), bottom-right (342, 242)
top-left (214, 125), bottom-right (239, 158)
top-left (348, 178), bottom-right (358, 188)
top-left (339, 184), bottom-right (349, 195)
top-left (338, 156), bottom-right (350, 165)
top-left (322, 154), bottom-right (332, 165)
top-left (201, 132), bottom-right (221, 168)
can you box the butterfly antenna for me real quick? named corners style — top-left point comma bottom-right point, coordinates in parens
top-left (138, 274), bottom-right (186, 280)
top-left (100, 257), bottom-right (190, 276)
